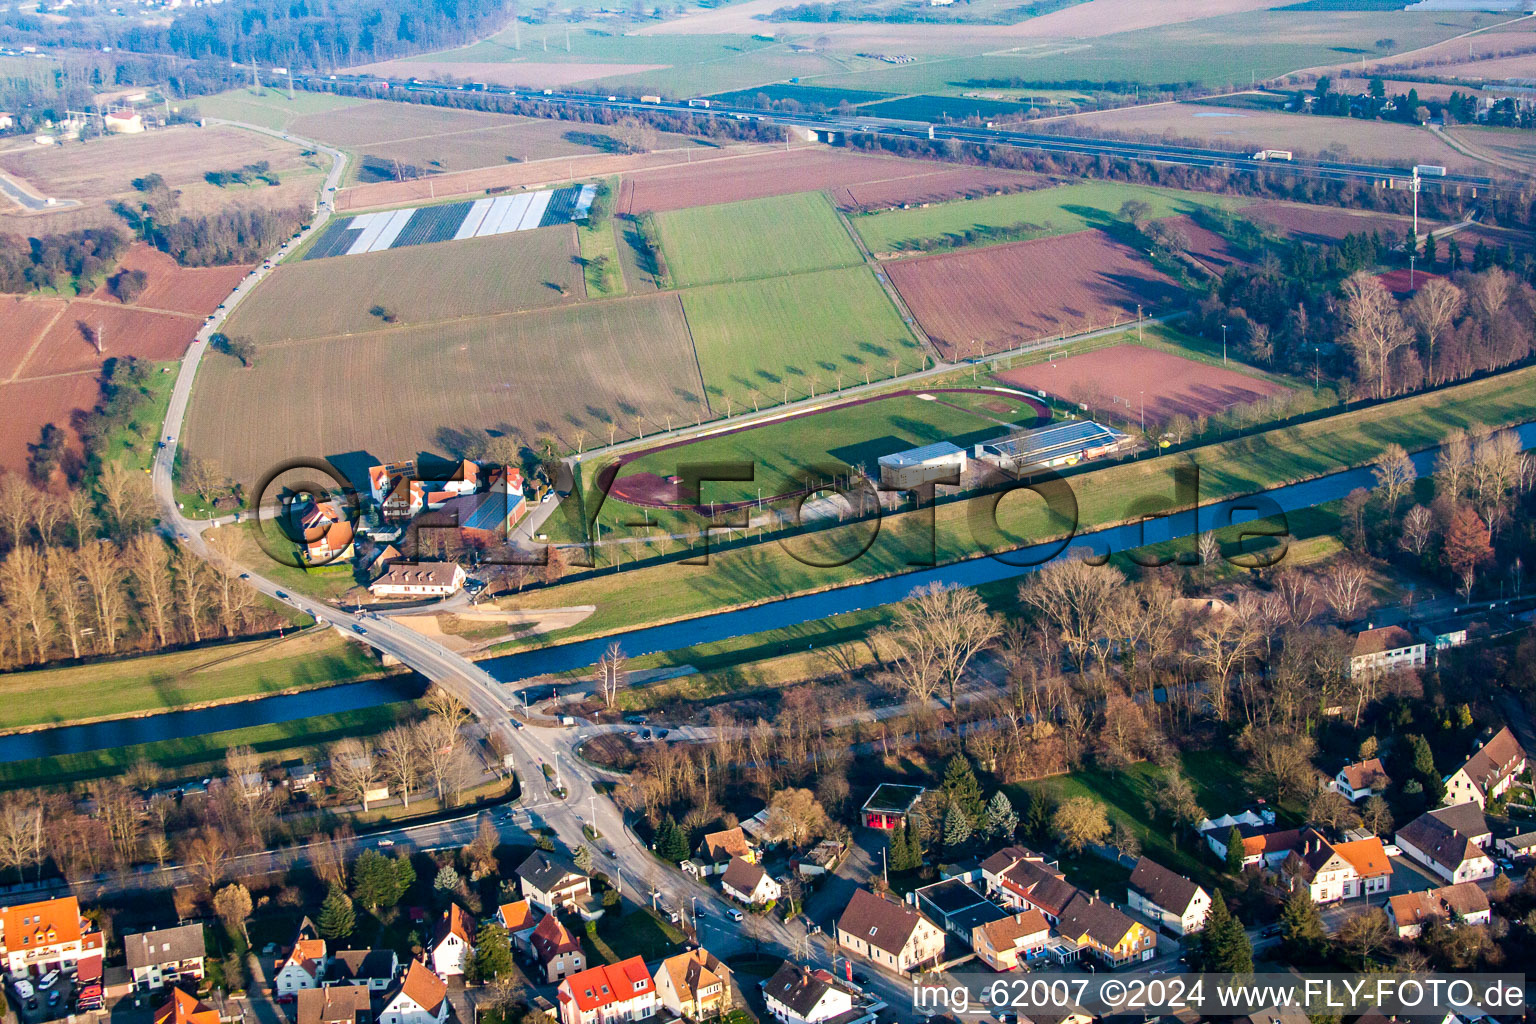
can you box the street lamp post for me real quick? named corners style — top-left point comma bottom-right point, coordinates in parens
top-left (1221, 324), bottom-right (1229, 366)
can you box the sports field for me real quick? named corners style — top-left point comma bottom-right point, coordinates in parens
top-left (608, 387), bottom-right (1049, 509)
top-left (679, 266), bottom-right (925, 413)
top-left (851, 182), bottom-right (1243, 254)
top-left (654, 192), bottom-right (862, 287)
top-left (185, 294), bottom-right (709, 485)
top-left (887, 230), bottom-right (1183, 357)
top-left (995, 343), bottom-right (1290, 423)
top-left (227, 225), bottom-right (583, 342)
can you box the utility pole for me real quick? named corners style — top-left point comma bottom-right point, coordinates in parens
top-left (1411, 166), bottom-right (1421, 241)
top-left (95, 322), bottom-right (104, 355)
top-left (1221, 324), bottom-right (1229, 366)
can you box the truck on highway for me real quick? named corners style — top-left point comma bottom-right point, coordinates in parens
top-left (687, 98), bottom-right (711, 108)
top-left (641, 94), bottom-right (662, 104)
top-left (1252, 149), bottom-right (1293, 161)
top-left (1414, 164), bottom-right (1448, 177)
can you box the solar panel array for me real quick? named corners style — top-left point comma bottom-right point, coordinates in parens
top-left (302, 185), bottom-right (590, 261)
top-left (982, 419), bottom-right (1126, 462)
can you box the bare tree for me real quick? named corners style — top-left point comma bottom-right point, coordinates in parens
top-left (1400, 505), bottom-right (1434, 558)
top-left (97, 461), bottom-right (153, 535)
top-left (597, 642), bottom-right (627, 709)
top-left (1434, 430), bottom-right (1472, 501)
top-left (1407, 277), bottom-right (1464, 385)
top-left (183, 828), bottom-right (231, 893)
top-left (1320, 560), bottom-right (1371, 622)
top-left (1189, 612), bottom-right (1260, 723)
top-left (379, 725), bottom-right (421, 809)
top-left (1372, 443), bottom-right (1416, 513)
top-left (424, 687), bottom-right (473, 734)
top-left (1, 546), bottom-right (52, 663)
top-left (45, 548), bottom-right (87, 660)
top-left (77, 541), bottom-right (126, 652)
top-left (1269, 566), bottom-right (1316, 624)
top-left (1018, 558), bottom-right (1122, 675)
top-left (126, 534), bottom-right (175, 648)
top-left (330, 738), bottom-right (382, 811)
top-left (173, 549), bottom-right (210, 643)
top-left (0, 474), bottom-right (36, 548)
top-left (0, 793), bottom-right (45, 881)
top-left (213, 883), bottom-right (253, 942)
top-left (1341, 272), bottom-right (1412, 398)
top-left (97, 779), bottom-right (144, 866)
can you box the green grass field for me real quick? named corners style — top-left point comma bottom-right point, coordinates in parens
top-left (0, 628), bottom-right (386, 731)
top-left (851, 181), bottom-right (1245, 253)
top-left (614, 388), bottom-right (1040, 506)
top-left (500, 363), bottom-right (1536, 643)
top-left (580, 218), bottom-right (627, 298)
top-left (680, 266), bottom-right (926, 412)
top-left (192, 87), bottom-right (366, 131)
top-left (656, 192), bottom-right (863, 287)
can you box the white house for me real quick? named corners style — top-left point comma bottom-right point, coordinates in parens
top-left (1349, 625), bottom-right (1426, 678)
top-left (1387, 883), bottom-right (1491, 938)
top-left (556, 957), bottom-right (657, 1024)
top-left (720, 857), bottom-right (781, 906)
top-left (1126, 857), bottom-right (1211, 936)
top-left (1395, 813), bottom-right (1495, 884)
top-left (0, 896), bottom-right (103, 979)
top-left (124, 924), bottom-right (206, 992)
top-left (1330, 758), bottom-right (1390, 802)
top-left (368, 561), bottom-right (465, 598)
top-left (1280, 831), bottom-right (1392, 904)
top-left (380, 961), bottom-right (449, 1024)
top-left (653, 948), bottom-right (730, 1021)
top-left (429, 905), bottom-right (473, 977)
top-left (518, 851), bottom-right (593, 914)
top-left (1444, 727), bottom-right (1528, 809)
top-left (273, 919), bottom-right (326, 998)
top-left (762, 962), bottom-right (854, 1024)
top-left (1497, 831), bottom-right (1536, 861)
top-left (836, 889), bottom-right (945, 974)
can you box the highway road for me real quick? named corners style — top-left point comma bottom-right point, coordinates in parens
top-left (286, 71), bottom-right (1508, 191)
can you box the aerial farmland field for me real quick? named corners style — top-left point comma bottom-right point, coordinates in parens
top-left (227, 225), bottom-right (584, 342)
top-left (184, 294), bottom-right (709, 486)
top-left (886, 230), bottom-right (1183, 357)
top-left (679, 266), bottom-right (926, 413)
top-left (851, 182), bottom-right (1243, 254)
top-left (87, 244), bottom-right (253, 317)
top-left (654, 192), bottom-right (862, 287)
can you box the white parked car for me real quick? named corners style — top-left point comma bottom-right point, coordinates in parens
top-left (1383, 844), bottom-right (1402, 857)
top-left (38, 971), bottom-right (58, 990)
top-left (14, 979), bottom-right (34, 1000)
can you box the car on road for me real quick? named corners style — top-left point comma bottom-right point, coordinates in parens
top-left (726, 908), bottom-right (743, 922)
top-left (853, 972), bottom-right (870, 986)
top-left (509, 718), bottom-right (523, 730)
top-left (353, 624), bottom-right (368, 635)
top-left (376, 838), bottom-right (394, 847)
top-left (275, 591), bottom-right (288, 599)
top-left (238, 572), bottom-right (249, 579)
top-left (641, 729), bottom-right (652, 739)
top-left (656, 728), bottom-right (670, 738)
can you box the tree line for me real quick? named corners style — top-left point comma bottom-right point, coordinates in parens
top-left (0, 227), bottom-right (126, 294)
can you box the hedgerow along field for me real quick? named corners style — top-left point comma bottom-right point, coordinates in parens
top-left (608, 386), bottom-right (1049, 510)
top-left (184, 294), bottom-right (709, 487)
top-left (653, 191), bottom-right (863, 287)
top-left (851, 181), bottom-right (1247, 254)
top-left (224, 225), bottom-right (584, 342)
top-left (679, 266), bottom-right (928, 414)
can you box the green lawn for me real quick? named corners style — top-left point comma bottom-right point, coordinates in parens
top-left (193, 87), bottom-right (366, 131)
top-left (682, 266), bottom-right (926, 412)
top-left (613, 388), bottom-right (1040, 506)
top-left (656, 192), bottom-right (863, 287)
top-left (581, 218), bottom-right (627, 298)
top-left (851, 181), bottom-right (1246, 253)
top-left (0, 628), bottom-right (385, 731)
top-left (105, 361), bottom-right (177, 475)
top-left (593, 909), bottom-right (686, 962)
top-left (501, 363), bottom-right (1536, 644)
top-left (0, 702), bottom-right (418, 789)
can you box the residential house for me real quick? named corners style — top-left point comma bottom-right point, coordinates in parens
top-left (1052, 893), bottom-right (1157, 968)
top-left (496, 900), bottom-right (540, 956)
top-left (154, 989), bottom-right (223, 1024)
top-left (518, 851), bottom-right (593, 914)
top-left (556, 956), bottom-right (657, 1024)
top-left (1126, 857), bottom-right (1211, 936)
top-left (985, 854), bottom-right (1079, 924)
top-left (654, 948), bottom-right (730, 1021)
top-left (971, 911), bottom-right (1051, 971)
top-left (368, 461), bottom-right (417, 505)
top-left (0, 895), bottom-right (101, 978)
top-left (1444, 726), bottom-right (1528, 809)
top-left (1281, 830), bottom-right (1392, 903)
top-left (720, 857), bottom-right (781, 906)
top-left (380, 961), bottom-right (449, 1024)
top-left (1201, 825), bottom-right (1302, 871)
top-left (381, 478), bottom-right (425, 522)
top-left (327, 950), bottom-right (399, 991)
top-left (296, 984), bottom-right (373, 1024)
top-left (1387, 883), bottom-right (1492, 938)
top-left (1331, 758), bottom-right (1391, 802)
top-left (300, 501), bottom-right (355, 565)
top-left (797, 840), bottom-right (845, 878)
top-left (696, 828), bottom-right (756, 874)
top-left (368, 561), bottom-right (466, 599)
top-left (1497, 831), bottom-right (1536, 861)
top-left (125, 924), bottom-right (206, 992)
top-left (274, 920), bottom-right (326, 998)
top-left (1395, 813), bottom-right (1496, 884)
top-left (1349, 625), bottom-right (1427, 677)
top-left (762, 962), bottom-right (855, 1024)
top-left (913, 878), bottom-right (1006, 939)
top-left (836, 888), bottom-right (945, 974)
top-left (529, 914), bottom-right (584, 983)
top-left (860, 784), bottom-right (925, 830)
top-left (429, 905), bottom-right (473, 977)
top-left (1426, 803), bottom-right (1492, 847)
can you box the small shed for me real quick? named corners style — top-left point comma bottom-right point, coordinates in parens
top-left (861, 783), bottom-right (925, 830)
top-left (877, 441), bottom-right (966, 490)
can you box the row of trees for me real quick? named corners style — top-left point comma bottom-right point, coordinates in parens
top-left (0, 227), bottom-right (126, 294)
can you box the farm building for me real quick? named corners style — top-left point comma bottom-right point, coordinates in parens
top-left (861, 784), bottom-right (925, 830)
top-left (974, 420), bottom-right (1132, 473)
top-left (876, 441), bottom-right (967, 489)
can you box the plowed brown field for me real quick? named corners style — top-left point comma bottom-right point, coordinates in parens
top-left (88, 244), bottom-right (252, 317)
top-left (887, 230), bottom-right (1183, 358)
top-left (0, 296), bottom-right (67, 381)
top-left (1244, 202), bottom-right (1429, 244)
top-left (23, 301), bottom-right (196, 377)
top-left (994, 343), bottom-right (1288, 422)
top-left (0, 373), bottom-right (99, 474)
